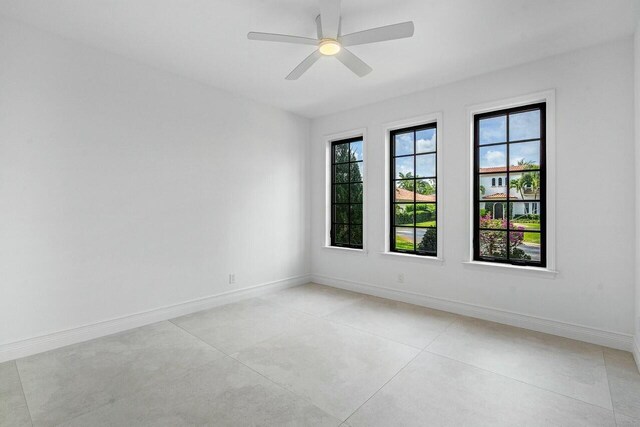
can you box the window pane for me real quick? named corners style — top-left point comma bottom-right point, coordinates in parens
top-left (350, 162), bottom-right (364, 183)
top-left (416, 153), bottom-right (436, 178)
top-left (394, 227), bottom-right (415, 251)
top-left (475, 104), bottom-right (544, 266)
top-left (350, 183), bottom-right (363, 203)
top-left (479, 174), bottom-right (507, 201)
top-left (508, 171), bottom-right (540, 200)
top-left (510, 232), bottom-right (541, 263)
top-left (415, 179), bottom-right (436, 202)
top-left (416, 128), bottom-right (436, 153)
top-left (510, 141), bottom-right (540, 170)
top-left (390, 124), bottom-right (437, 257)
top-left (479, 144), bottom-right (506, 170)
top-left (479, 230), bottom-right (507, 259)
top-left (479, 203), bottom-right (507, 228)
top-left (395, 156), bottom-right (414, 179)
top-left (334, 184), bottom-right (349, 203)
top-left (335, 225), bottom-right (349, 244)
top-left (509, 202), bottom-right (541, 226)
top-left (395, 204), bottom-right (414, 226)
top-left (331, 137), bottom-right (365, 249)
top-left (334, 164), bottom-right (349, 183)
top-left (350, 140), bottom-right (363, 161)
top-left (350, 225), bottom-right (363, 246)
top-left (509, 110), bottom-right (540, 141)
top-left (415, 203), bottom-right (436, 227)
top-left (395, 132), bottom-right (414, 156)
top-left (334, 205), bottom-right (349, 224)
top-left (394, 180), bottom-right (415, 202)
top-left (479, 116), bottom-right (506, 145)
top-left (416, 228), bottom-right (436, 253)
top-left (334, 143), bottom-right (350, 163)
top-left (350, 204), bottom-right (362, 224)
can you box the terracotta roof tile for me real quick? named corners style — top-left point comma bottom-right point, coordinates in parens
top-left (482, 192), bottom-right (520, 200)
top-left (395, 187), bottom-right (436, 202)
top-left (479, 165), bottom-right (532, 173)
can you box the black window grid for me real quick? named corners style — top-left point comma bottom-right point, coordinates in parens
top-left (389, 123), bottom-right (438, 256)
top-left (473, 103), bottom-right (546, 267)
top-left (330, 137), bottom-right (364, 249)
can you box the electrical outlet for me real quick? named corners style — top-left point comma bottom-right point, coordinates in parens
top-left (397, 273), bottom-right (404, 284)
top-left (228, 273), bottom-right (236, 285)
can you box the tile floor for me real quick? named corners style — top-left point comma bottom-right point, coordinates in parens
top-left (2, 283), bottom-right (640, 426)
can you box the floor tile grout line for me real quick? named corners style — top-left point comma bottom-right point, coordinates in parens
top-left (262, 291), bottom-right (461, 351)
top-left (169, 314), bottom-right (316, 362)
top-left (177, 286), bottom-right (458, 353)
top-left (35, 321), bottom-right (236, 426)
top-left (423, 348), bottom-right (617, 415)
top-left (13, 361), bottom-right (34, 427)
top-left (601, 348), bottom-right (618, 422)
top-left (257, 293), bottom-right (433, 350)
top-left (322, 308), bottom-right (462, 351)
top-left (259, 296), bottom-right (365, 321)
top-left (341, 315), bottom-right (460, 424)
top-left (602, 350), bottom-right (640, 424)
top-left (169, 294), bottom-right (441, 422)
top-left (169, 318), bottom-right (338, 421)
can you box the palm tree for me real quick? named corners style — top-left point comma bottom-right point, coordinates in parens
top-left (398, 172), bottom-right (414, 191)
top-left (516, 159), bottom-right (535, 169)
top-left (510, 176), bottom-right (526, 200)
top-left (530, 172), bottom-right (540, 199)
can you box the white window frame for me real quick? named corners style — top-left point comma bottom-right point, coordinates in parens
top-left (382, 112), bottom-right (444, 263)
top-left (323, 128), bottom-right (368, 254)
top-left (464, 90), bottom-right (557, 276)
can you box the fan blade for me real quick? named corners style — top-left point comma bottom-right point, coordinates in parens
top-left (286, 50), bottom-right (322, 80)
top-left (315, 15), bottom-right (323, 39)
top-left (340, 21), bottom-right (414, 47)
top-left (319, 0), bottom-right (341, 39)
top-left (335, 48), bottom-right (372, 77)
top-left (247, 32), bottom-right (318, 45)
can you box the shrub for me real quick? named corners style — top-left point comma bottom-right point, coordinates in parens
top-left (479, 212), bottom-right (530, 260)
top-left (417, 228), bottom-right (436, 253)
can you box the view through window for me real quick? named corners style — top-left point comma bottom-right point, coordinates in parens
top-left (473, 103), bottom-right (546, 266)
top-left (390, 124), bottom-right (437, 256)
top-left (330, 137), bottom-right (364, 249)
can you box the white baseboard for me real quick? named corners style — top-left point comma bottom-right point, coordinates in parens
top-left (311, 274), bottom-right (635, 352)
top-left (634, 337), bottom-right (640, 373)
top-left (0, 274), bottom-right (311, 363)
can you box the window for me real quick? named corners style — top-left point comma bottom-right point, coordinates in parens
top-left (390, 124), bottom-right (437, 256)
top-left (474, 103), bottom-right (545, 266)
top-left (498, 177), bottom-right (503, 186)
top-left (491, 178), bottom-right (496, 186)
top-left (330, 137), bottom-right (363, 248)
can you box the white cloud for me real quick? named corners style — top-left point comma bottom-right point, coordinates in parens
top-left (416, 133), bottom-right (436, 152)
top-left (483, 149), bottom-right (505, 167)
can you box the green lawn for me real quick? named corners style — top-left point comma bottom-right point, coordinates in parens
top-left (513, 222), bottom-right (540, 244)
top-left (396, 221), bottom-right (436, 227)
top-left (395, 237), bottom-right (414, 250)
top-left (415, 221), bottom-right (436, 227)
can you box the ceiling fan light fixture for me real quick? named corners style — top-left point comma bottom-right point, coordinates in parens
top-left (318, 39), bottom-right (341, 56)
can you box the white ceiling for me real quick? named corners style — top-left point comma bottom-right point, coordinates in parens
top-left (1, 0), bottom-right (638, 118)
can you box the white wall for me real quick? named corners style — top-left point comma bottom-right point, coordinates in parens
top-left (0, 17), bottom-right (310, 347)
top-left (310, 38), bottom-right (636, 343)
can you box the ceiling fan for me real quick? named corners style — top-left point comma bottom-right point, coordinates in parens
top-left (247, 0), bottom-right (414, 80)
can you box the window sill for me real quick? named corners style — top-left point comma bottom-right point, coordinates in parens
top-left (462, 261), bottom-right (558, 278)
top-left (322, 246), bottom-right (368, 255)
top-left (381, 252), bottom-right (444, 265)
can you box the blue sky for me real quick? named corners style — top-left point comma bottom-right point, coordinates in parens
top-left (479, 111), bottom-right (540, 168)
